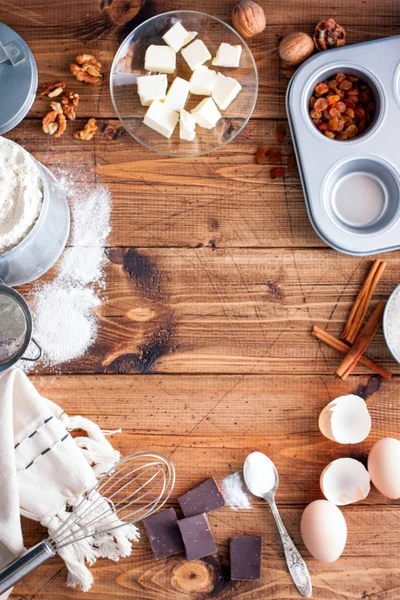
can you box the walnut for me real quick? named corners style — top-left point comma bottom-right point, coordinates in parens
top-left (50, 101), bottom-right (63, 114)
top-left (76, 54), bottom-right (102, 71)
top-left (70, 63), bottom-right (100, 84)
top-left (279, 32), bottom-right (314, 66)
top-left (42, 110), bottom-right (67, 137)
top-left (53, 114), bottom-right (67, 138)
top-left (71, 53), bottom-right (102, 84)
top-left (314, 18), bottom-right (346, 51)
top-left (73, 117), bottom-right (98, 141)
top-left (61, 92), bottom-right (80, 120)
top-left (40, 81), bottom-right (66, 97)
top-left (232, 0), bottom-right (266, 37)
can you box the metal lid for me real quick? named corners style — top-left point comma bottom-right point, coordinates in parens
top-left (0, 22), bottom-right (38, 135)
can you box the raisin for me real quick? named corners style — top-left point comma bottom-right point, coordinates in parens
top-left (336, 101), bottom-right (346, 112)
top-left (310, 109), bottom-right (322, 119)
top-left (345, 99), bottom-right (355, 109)
top-left (347, 75), bottom-right (359, 83)
top-left (336, 131), bottom-right (348, 140)
top-left (309, 96), bottom-right (317, 108)
top-left (354, 106), bottom-right (366, 121)
top-left (315, 82), bottom-right (329, 95)
top-left (266, 148), bottom-right (282, 164)
top-left (271, 167), bottom-right (285, 179)
top-left (335, 73), bottom-right (346, 82)
top-left (329, 107), bottom-right (341, 118)
top-left (359, 89), bottom-right (371, 104)
top-left (339, 79), bottom-right (353, 90)
top-left (325, 130), bottom-right (336, 139)
top-left (347, 87), bottom-right (359, 96)
top-left (366, 101), bottom-right (375, 113)
top-left (345, 107), bottom-right (355, 118)
top-left (358, 119), bottom-right (366, 133)
top-left (314, 98), bottom-right (328, 111)
top-left (255, 146), bottom-right (266, 164)
top-left (327, 94), bottom-right (340, 105)
top-left (329, 116), bottom-right (340, 131)
top-left (345, 124), bottom-right (358, 138)
top-left (318, 122), bottom-right (329, 131)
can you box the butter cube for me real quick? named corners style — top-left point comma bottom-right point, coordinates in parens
top-left (181, 39), bottom-right (211, 71)
top-left (189, 66), bottom-right (217, 96)
top-left (162, 21), bottom-right (198, 53)
top-left (137, 74), bottom-right (168, 106)
top-left (164, 77), bottom-right (190, 111)
top-left (180, 109), bottom-right (196, 141)
top-left (212, 43), bottom-right (242, 68)
top-left (143, 100), bottom-right (179, 138)
top-left (212, 73), bottom-right (242, 110)
top-left (191, 97), bottom-right (222, 129)
top-left (144, 45), bottom-right (176, 74)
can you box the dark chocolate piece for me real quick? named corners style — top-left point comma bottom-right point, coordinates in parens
top-left (143, 508), bottom-right (184, 559)
top-left (177, 513), bottom-right (217, 561)
top-left (230, 536), bottom-right (262, 580)
top-left (178, 477), bottom-right (225, 517)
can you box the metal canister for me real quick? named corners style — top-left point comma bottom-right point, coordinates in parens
top-left (0, 282), bottom-right (41, 371)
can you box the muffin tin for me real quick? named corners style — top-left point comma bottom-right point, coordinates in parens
top-left (286, 35), bottom-right (400, 255)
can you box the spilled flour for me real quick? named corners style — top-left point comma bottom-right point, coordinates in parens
top-left (222, 472), bottom-right (252, 511)
top-left (26, 177), bottom-right (111, 368)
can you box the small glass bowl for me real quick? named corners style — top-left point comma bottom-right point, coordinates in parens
top-left (110, 10), bottom-right (258, 157)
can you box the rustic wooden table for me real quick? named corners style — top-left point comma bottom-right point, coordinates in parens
top-left (3, 0), bottom-right (400, 598)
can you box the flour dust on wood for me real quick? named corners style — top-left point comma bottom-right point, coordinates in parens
top-left (24, 175), bottom-right (111, 369)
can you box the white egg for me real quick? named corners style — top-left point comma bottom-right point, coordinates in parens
top-left (300, 500), bottom-right (347, 563)
top-left (320, 458), bottom-right (370, 505)
top-left (318, 394), bottom-right (371, 444)
top-left (368, 437), bottom-right (400, 499)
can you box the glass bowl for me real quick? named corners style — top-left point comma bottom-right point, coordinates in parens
top-left (110, 10), bottom-right (258, 157)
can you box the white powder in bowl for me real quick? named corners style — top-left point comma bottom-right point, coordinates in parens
top-left (385, 287), bottom-right (400, 360)
top-left (0, 137), bottom-right (43, 254)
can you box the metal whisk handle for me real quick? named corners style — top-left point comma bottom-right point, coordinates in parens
top-left (0, 541), bottom-right (55, 594)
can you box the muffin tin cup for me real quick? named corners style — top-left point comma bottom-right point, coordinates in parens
top-left (286, 35), bottom-right (400, 255)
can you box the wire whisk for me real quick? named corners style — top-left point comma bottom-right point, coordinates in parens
top-left (0, 451), bottom-right (175, 594)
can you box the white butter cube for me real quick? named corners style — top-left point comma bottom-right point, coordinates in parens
top-left (191, 97), bottom-right (222, 129)
top-left (144, 45), bottom-right (176, 74)
top-left (212, 42), bottom-right (242, 68)
top-left (180, 109), bottom-right (196, 141)
top-left (162, 21), bottom-right (198, 53)
top-left (164, 77), bottom-right (190, 111)
top-left (189, 66), bottom-right (217, 95)
top-left (143, 100), bottom-right (179, 138)
top-left (212, 73), bottom-right (242, 110)
top-left (181, 39), bottom-right (211, 71)
top-left (137, 74), bottom-right (168, 106)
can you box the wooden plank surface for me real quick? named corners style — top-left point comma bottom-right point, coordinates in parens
top-left (2, 0), bottom-right (400, 598)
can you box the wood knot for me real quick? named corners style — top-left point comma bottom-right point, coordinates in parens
top-left (102, 0), bottom-right (142, 26)
top-left (171, 560), bottom-right (214, 594)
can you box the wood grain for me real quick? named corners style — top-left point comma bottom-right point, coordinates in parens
top-left (3, 0), bottom-right (400, 597)
top-left (20, 248), bottom-right (399, 375)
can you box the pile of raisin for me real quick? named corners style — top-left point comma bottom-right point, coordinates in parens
top-left (309, 73), bottom-right (375, 140)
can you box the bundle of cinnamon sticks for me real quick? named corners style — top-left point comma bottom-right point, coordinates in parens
top-left (312, 259), bottom-right (391, 381)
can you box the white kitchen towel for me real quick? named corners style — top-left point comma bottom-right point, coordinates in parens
top-left (0, 368), bottom-right (139, 594)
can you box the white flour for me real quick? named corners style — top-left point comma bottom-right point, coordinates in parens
top-left (26, 178), bottom-right (111, 368)
top-left (222, 472), bottom-right (252, 510)
top-left (0, 137), bottom-right (43, 254)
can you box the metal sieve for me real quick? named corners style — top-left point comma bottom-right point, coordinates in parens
top-left (0, 282), bottom-right (41, 371)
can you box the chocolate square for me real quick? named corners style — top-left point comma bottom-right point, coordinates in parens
top-left (143, 508), bottom-right (184, 559)
top-left (178, 477), bottom-right (225, 517)
top-left (230, 536), bottom-right (262, 580)
top-left (177, 513), bottom-right (217, 561)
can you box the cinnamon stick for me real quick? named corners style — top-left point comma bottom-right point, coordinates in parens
top-left (336, 300), bottom-right (386, 380)
top-left (342, 259), bottom-right (387, 344)
top-left (312, 325), bottom-right (391, 380)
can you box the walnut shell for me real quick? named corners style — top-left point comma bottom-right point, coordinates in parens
top-left (279, 32), bottom-right (314, 66)
top-left (314, 18), bottom-right (346, 51)
top-left (232, 0), bottom-right (266, 38)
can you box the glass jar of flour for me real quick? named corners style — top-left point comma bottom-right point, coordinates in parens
top-left (0, 138), bottom-right (70, 286)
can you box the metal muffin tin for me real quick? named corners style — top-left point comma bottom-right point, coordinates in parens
top-left (286, 35), bottom-right (400, 255)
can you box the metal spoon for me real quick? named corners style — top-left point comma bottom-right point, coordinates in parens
top-left (243, 451), bottom-right (312, 598)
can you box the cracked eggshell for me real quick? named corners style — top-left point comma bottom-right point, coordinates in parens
top-left (368, 437), bottom-right (400, 499)
top-left (300, 500), bottom-right (347, 563)
top-left (320, 458), bottom-right (370, 505)
top-left (318, 394), bottom-right (371, 444)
